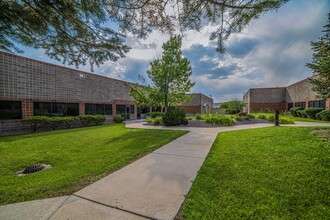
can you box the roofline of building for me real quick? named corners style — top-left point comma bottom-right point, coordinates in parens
top-left (0, 51), bottom-right (134, 85)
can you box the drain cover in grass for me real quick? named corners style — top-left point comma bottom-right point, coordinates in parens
top-left (16, 164), bottom-right (52, 176)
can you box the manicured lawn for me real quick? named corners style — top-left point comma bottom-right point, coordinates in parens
top-left (0, 124), bottom-right (187, 205)
top-left (180, 127), bottom-right (330, 219)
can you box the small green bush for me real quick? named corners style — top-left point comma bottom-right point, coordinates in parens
top-left (62, 116), bottom-right (80, 128)
top-left (153, 116), bottom-right (163, 125)
top-left (195, 114), bottom-right (203, 120)
top-left (296, 110), bottom-right (307, 118)
top-left (231, 115), bottom-right (242, 121)
top-left (317, 110), bottom-right (330, 121)
top-left (146, 112), bottom-right (164, 118)
top-left (113, 116), bottom-right (125, 123)
top-left (163, 108), bottom-right (186, 126)
top-left (256, 114), bottom-right (267, 120)
top-left (305, 108), bottom-right (323, 119)
top-left (21, 116), bottom-right (49, 132)
top-left (49, 117), bottom-right (66, 130)
top-left (290, 107), bottom-right (304, 117)
top-left (203, 114), bottom-right (234, 126)
top-left (246, 114), bottom-right (255, 119)
top-left (186, 116), bottom-right (194, 120)
top-left (266, 115), bottom-right (294, 124)
top-left (279, 117), bottom-right (294, 124)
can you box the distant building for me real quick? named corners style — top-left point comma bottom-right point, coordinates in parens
top-left (179, 93), bottom-right (213, 115)
top-left (0, 52), bottom-right (212, 135)
top-left (243, 78), bottom-right (330, 113)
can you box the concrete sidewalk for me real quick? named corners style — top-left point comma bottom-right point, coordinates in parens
top-left (1, 121), bottom-right (328, 220)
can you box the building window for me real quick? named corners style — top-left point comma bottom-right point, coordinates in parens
top-left (130, 105), bottom-right (135, 114)
top-left (34, 102), bottom-right (79, 116)
top-left (294, 102), bottom-right (306, 108)
top-left (308, 100), bottom-right (325, 109)
top-left (0, 101), bottom-right (22, 120)
top-left (85, 104), bottom-right (112, 115)
top-left (116, 105), bottom-right (126, 115)
top-left (288, 103), bottom-right (293, 110)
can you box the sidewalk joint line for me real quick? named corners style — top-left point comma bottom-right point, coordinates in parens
top-left (72, 194), bottom-right (156, 220)
top-left (47, 196), bottom-right (71, 220)
top-left (152, 152), bottom-right (205, 159)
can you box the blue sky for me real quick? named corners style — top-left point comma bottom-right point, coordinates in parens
top-left (16, 0), bottom-right (330, 102)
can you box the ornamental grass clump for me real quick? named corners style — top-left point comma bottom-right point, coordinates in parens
top-left (203, 114), bottom-right (234, 126)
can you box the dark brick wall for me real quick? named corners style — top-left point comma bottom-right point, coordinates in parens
top-left (250, 102), bottom-right (287, 113)
top-left (181, 93), bottom-right (213, 114)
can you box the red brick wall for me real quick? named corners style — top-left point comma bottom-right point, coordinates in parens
top-left (178, 105), bottom-right (201, 115)
top-left (250, 102), bottom-right (286, 113)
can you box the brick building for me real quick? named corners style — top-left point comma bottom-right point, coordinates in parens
top-left (0, 52), bottom-right (213, 135)
top-left (243, 78), bottom-right (330, 113)
top-left (179, 93), bottom-right (213, 115)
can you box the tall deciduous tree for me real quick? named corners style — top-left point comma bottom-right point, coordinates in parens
top-left (306, 13), bottom-right (330, 99)
top-left (130, 35), bottom-right (195, 111)
top-left (1, 0), bottom-right (288, 68)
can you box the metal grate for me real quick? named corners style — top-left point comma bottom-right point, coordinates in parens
top-left (22, 164), bottom-right (46, 174)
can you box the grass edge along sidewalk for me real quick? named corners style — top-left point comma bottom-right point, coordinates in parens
top-left (0, 123), bottom-right (187, 205)
top-left (179, 126), bottom-right (329, 219)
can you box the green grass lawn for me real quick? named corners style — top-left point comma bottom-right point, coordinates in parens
top-left (180, 127), bottom-right (330, 219)
top-left (0, 124), bottom-right (187, 205)
top-left (252, 113), bottom-right (329, 123)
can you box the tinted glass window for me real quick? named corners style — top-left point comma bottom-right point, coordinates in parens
top-left (67, 103), bottom-right (79, 116)
top-left (116, 105), bottom-right (126, 114)
top-left (34, 102), bottom-right (51, 116)
top-left (308, 101), bottom-right (313, 108)
top-left (104, 104), bottom-right (112, 115)
top-left (96, 104), bottom-right (104, 115)
top-left (320, 100), bottom-right (325, 109)
top-left (130, 105), bottom-right (135, 114)
top-left (0, 101), bottom-right (22, 120)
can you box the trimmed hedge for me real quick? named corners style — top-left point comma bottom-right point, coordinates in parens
top-left (316, 110), bottom-right (330, 121)
top-left (290, 107), bottom-right (304, 117)
top-left (267, 115), bottom-right (294, 124)
top-left (163, 108), bottom-right (186, 126)
top-left (22, 116), bottom-right (49, 132)
top-left (246, 114), bottom-right (255, 119)
top-left (296, 110), bottom-right (307, 118)
top-left (304, 108), bottom-right (323, 119)
top-left (22, 115), bottom-right (106, 132)
top-left (256, 114), bottom-right (267, 120)
top-left (113, 116), bottom-right (125, 123)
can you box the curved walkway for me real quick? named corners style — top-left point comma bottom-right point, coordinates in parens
top-left (1, 121), bottom-right (329, 220)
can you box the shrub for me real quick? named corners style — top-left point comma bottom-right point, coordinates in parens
top-left (186, 116), bottom-right (194, 120)
top-left (21, 116), bottom-right (49, 132)
top-left (146, 112), bottom-right (164, 118)
top-left (49, 117), bottom-right (66, 130)
top-left (163, 108), bottom-right (186, 126)
top-left (315, 112), bottom-right (322, 120)
top-left (246, 114), bottom-right (255, 119)
top-left (231, 115), bottom-right (242, 121)
top-left (113, 116), bottom-right (125, 123)
top-left (279, 117), bottom-right (294, 124)
top-left (153, 116), bottom-right (163, 125)
top-left (195, 114), bottom-right (203, 120)
top-left (203, 114), bottom-right (234, 126)
top-left (62, 116), bottom-right (80, 128)
top-left (290, 107), bottom-right (304, 117)
top-left (238, 112), bottom-right (247, 116)
top-left (305, 108), bottom-right (323, 119)
top-left (266, 115), bottom-right (294, 124)
top-left (182, 118), bottom-right (189, 125)
top-left (256, 114), bottom-right (267, 120)
top-left (296, 110), bottom-right (307, 118)
top-left (79, 115), bottom-right (106, 126)
top-left (318, 110), bottom-right (330, 121)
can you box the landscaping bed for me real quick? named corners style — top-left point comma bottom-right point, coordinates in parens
top-left (0, 124), bottom-right (187, 205)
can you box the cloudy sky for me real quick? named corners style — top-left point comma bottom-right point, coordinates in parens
top-left (19, 0), bottom-right (329, 102)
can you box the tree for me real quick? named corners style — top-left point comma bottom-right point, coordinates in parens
top-left (306, 13), bottom-right (330, 99)
top-left (1, 0), bottom-right (288, 67)
top-left (221, 99), bottom-right (245, 114)
top-left (130, 35), bottom-right (195, 111)
top-left (0, 0), bottom-right (130, 70)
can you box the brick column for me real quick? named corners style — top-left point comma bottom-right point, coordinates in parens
top-left (112, 103), bottom-right (117, 117)
top-left (22, 99), bottom-right (33, 118)
top-left (79, 102), bottom-right (85, 115)
top-left (326, 98), bottom-right (330, 110)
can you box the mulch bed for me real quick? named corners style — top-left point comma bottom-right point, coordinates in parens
top-left (144, 119), bottom-right (271, 128)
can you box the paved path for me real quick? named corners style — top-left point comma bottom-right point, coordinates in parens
top-left (1, 121), bottom-right (329, 220)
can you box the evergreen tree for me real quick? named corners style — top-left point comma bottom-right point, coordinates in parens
top-left (1, 1), bottom-right (288, 68)
top-left (130, 35), bottom-right (195, 111)
top-left (306, 13), bottom-right (330, 99)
